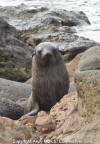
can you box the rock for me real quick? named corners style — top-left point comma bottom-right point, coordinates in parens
top-left (74, 46), bottom-right (100, 126)
top-left (27, 7), bottom-right (48, 14)
top-left (0, 78), bottom-right (31, 104)
top-left (35, 111), bottom-right (56, 135)
top-left (2, 5), bottom-right (97, 62)
top-left (0, 5), bottom-right (49, 30)
top-left (0, 6), bottom-right (90, 30)
top-left (0, 6), bottom-right (99, 63)
top-left (25, 77), bottom-right (32, 85)
top-left (0, 98), bottom-right (24, 120)
top-left (21, 29), bottom-right (97, 62)
top-left (19, 92), bottom-right (78, 139)
top-left (0, 116), bottom-right (38, 144)
top-left (64, 119), bottom-right (100, 144)
top-left (54, 107), bottom-right (79, 140)
top-left (50, 92), bottom-right (77, 129)
top-left (78, 46), bottom-right (100, 71)
top-left (16, 98), bottom-right (28, 108)
top-left (17, 8), bottom-right (98, 62)
top-left (47, 92), bottom-right (78, 139)
top-left (20, 111), bottom-right (56, 137)
top-left (41, 9), bottom-right (90, 26)
top-left (46, 92), bottom-right (78, 140)
top-left (20, 115), bottom-right (36, 128)
top-left (60, 38), bottom-right (98, 62)
top-left (0, 17), bottom-right (33, 81)
top-left (0, 78), bottom-right (32, 119)
top-left (68, 81), bottom-right (76, 93)
top-left (48, 9), bottom-right (91, 25)
top-left (66, 53), bottom-right (83, 81)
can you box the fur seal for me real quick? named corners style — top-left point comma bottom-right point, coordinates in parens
top-left (25, 42), bottom-right (69, 116)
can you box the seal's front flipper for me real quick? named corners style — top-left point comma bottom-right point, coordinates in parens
top-left (25, 102), bottom-right (39, 116)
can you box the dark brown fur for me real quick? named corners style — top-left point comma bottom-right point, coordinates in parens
top-left (25, 42), bottom-right (69, 115)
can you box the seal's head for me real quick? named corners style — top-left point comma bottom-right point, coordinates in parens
top-left (35, 42), bottom-right (60, 67)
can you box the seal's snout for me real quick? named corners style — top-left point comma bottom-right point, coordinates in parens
top-left (44, 53), bottom-right (52, 60)
top-left (43, 48), bottom-right (53, 56)
top-left (40, 48), bottom-right (54, 66)
top-left (42, 48), bottom-right (53, 59)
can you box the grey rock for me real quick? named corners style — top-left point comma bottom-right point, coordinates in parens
top-left (0, 98), bottom-right (24, 120)
top-left (74, 46), bottom-right (100, 126)
top-left (0, 6), bottom-right (98, 64)
top-left (16, 98), bottom-right (28, 108)
top-left (0, 116), bottom-right (38, 144)
top-left (48, 9), bottom-right (90, 26)
top-left (16, 8), bottom-right (97, 62)
top-left (1, 5), bottom-right (97, 62)
top-left (78, 46), bottom-right (100, 71)
top-left (0, 78), bottom-right (31, 102)
top-left (0, 6), bottom-right (90, 30)
top-left (0, 18), bottom-right (33, 81)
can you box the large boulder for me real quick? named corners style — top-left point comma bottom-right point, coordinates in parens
top-left (64, 119), bottom-right (100, 144)
top-left (0, 18), bottom-right (33, 81)
top-left (0, 98), bottom-right (24, 120)
top-left (74, 46), bottom-right (100, 126)
top-left (0, 78), bottom-right (31, 104)
top-left (0, 78), bottom-right (31, 119)
top-left (0, 116), bottom-right (38, 144)
top-left (66, 53), bottom-right (83, 81)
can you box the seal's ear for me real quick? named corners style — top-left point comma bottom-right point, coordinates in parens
top-left (32, 50), bottom-right (36, 57)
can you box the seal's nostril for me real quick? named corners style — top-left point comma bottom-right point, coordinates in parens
top-left (45, 53), bottom-right (52, 58)
top-left (42, 51), bottom-right (52, 60)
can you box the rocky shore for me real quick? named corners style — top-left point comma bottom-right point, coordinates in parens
top-left (0, 5), bottom-right (100, 144)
